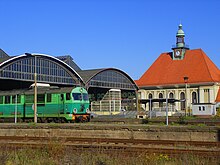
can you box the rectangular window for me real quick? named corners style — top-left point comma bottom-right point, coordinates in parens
top-left (17, 95), bottom-right (21, 103)
top-left (83, 94), bottom-right (89, 101)
top-left (66, 93), bottom-right (71, 100)
top-left (26, 95), bottom-right (34, 103)
top-left (0, 96), bottom-right (3, 104)
top-left (47, 94), bottom-right (52, 102)
top-left (60, 94), bottom-right (64, 101)
top-left (12, 95), bottom-right (21, 104)
top-left (5, 96), bottom-right (10, 104)
top-left (199, 106), bottom-right (201, 111)
top-left (203, 106), bottom-right (205, 111)
top-left (177, 37), bottom-right (183, 43)
top-left (12, 95), bottom-right (15, 103)
top-left (204, 89), bottom-right (210, 103)
top-left (72, 93), bottom-right (82, 100)
top-left (37, 94), bottom-right (45, 103)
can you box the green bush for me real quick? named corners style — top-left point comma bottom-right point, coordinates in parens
top-left (216, 107), bottom-right (220, 117)
top-left (178, 115), bottom-right (186, 124)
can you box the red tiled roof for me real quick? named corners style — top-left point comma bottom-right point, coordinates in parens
top-left (136, 49), bottom-right (220, 87)
top-left (216, 89), bottom-right (220, 102)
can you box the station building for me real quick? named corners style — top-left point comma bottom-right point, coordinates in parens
top-left (135, 24), bottom-right (220, 116)
top-left (0, 49), bottom-right (138, 115)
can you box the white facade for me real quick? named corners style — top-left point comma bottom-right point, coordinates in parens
top-left (192, 104), bottom-right (216, 116)
top-left (138, 83), bottom-right (220, 115)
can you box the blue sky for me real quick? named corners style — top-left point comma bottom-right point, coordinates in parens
top-left (0, 0), bottom-right (220, 80)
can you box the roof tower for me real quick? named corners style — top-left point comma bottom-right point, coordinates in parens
top-left (172, 24), bottom-right (189, 60)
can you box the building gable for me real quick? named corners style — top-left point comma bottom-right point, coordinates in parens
top-left (136, 49), bottom-right (220, 87)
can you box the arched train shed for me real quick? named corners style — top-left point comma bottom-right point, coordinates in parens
top-left (0, 50), bottom-right (138, 113)
top-left (78, 68), bottom-right (138, 113)
top-left (0, 53), bottom-right (84, 89)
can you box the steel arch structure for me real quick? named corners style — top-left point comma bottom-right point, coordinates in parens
top-left (0, 53), bottom-right (84, 89)
top-left (78, 68), bottom-right (138, 91)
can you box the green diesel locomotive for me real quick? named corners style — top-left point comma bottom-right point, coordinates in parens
top-left (0, 86), bottom-right (90, 123)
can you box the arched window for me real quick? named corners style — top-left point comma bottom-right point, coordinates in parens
top-left (148, 93), bottom-right (153, 110)
top-left (169, 92), bottom-right (175, 106)
top-left (159, 93), bottom-right (163, 108)
top-left (180, 92), bottom-right (185, 110)
top-left (90, 70), bottom-right (136, 90)
top-left (192, 92), bottom-right (197, 104)
top-left (169, 92), bottom-right (174, 98)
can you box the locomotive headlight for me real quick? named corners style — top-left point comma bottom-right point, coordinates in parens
top-left (73, 108), bottom-right (77, 114)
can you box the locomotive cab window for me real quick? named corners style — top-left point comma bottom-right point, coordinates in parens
top-left (83, 94), bottom-right (89, 101)
top-left (72, 93), bottom-right (82, 100)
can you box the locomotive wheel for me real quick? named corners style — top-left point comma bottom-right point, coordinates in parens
top-left (37, 118), bottom-right (42, 123)
top-left (53, 118), bottom-right (59, 123)
top-left (87, 116), bottom-right (90, 122)
top-left (41, 118), bottom-right (47, 123)
top-left (45, 118), bottom-right (50, 123)
top-left (60, 118), bottom-right (66, 123)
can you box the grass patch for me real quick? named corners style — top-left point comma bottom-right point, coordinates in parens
top-left (0, 144), bottom-right (219, 165)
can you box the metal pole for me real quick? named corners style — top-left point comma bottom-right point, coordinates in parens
top-left (109, 100), bottom-right (111, 115)
top-left (100, 101), bottom-right (101, 112)
top-left (185, 82), bottom-right (187, 117)
top-left (149, 98), bottom-right (152, 119)
top-left (184, 76), bottom-right (188, 117)
top-left (166, 90), bottom-right (168, 126)
top-left (34, 55), bottom-right (37, 123)
top-left (135, 90), bottom-right (138, 112)
top-left (15, 95), bottom-right (17, 123)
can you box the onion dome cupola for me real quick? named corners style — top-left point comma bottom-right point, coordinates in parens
top-left (172, 24), bottom-right (189, 60)
top-left (176, 24), bottom-right (185, 48)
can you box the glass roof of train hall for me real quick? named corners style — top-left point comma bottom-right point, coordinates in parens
top-left (78, 68), bottom-right (138, 91)
top-left (0, 50), bottom-right (138, 91)
top-left (0, 53), bottom-right (84, 87)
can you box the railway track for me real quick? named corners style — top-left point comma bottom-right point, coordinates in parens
top-left (0, 136), bottom-right (219, 157)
